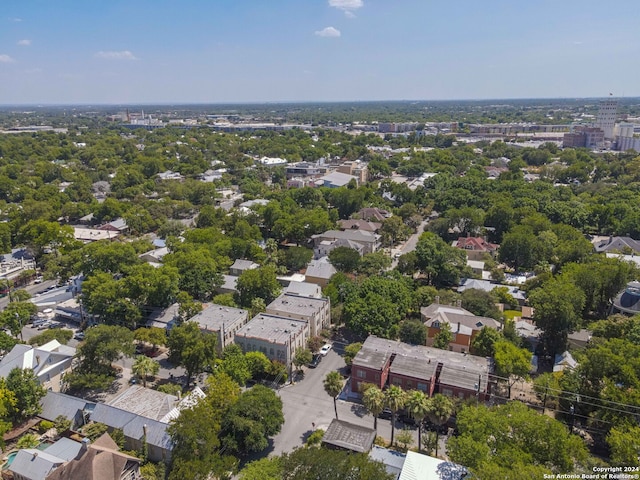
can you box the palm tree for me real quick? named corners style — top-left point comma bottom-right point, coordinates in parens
top-left (324, 371), bottom-right (344, 419)
top-left (132, 355), bottom-right (160, 387)
top-left (405, 390), bottom-right (430, 452)
top-left (384, 385), bottom-right (406, 447)
top-left (427, 393), bottom-right (454, 457)
top-left (362, 385), bottom-right (385, 431)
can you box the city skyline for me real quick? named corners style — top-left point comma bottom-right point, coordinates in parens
top-left (1, 0), bottom-right (639, 105)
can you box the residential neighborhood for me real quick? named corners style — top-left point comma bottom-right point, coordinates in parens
top-left (1, 95), bottom-right (640, 479)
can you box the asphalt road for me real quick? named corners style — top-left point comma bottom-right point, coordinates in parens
top-left (0, 279), bottom-right (58, 311)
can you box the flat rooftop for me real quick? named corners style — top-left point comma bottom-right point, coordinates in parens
top-left (107, 385), bottom-right (178, 422)
top-left (235, 314), bottom-right (307, 345)
top-left (266, 293), bottom-right (328, 318)
top-left (191, 303), bottom-right (248, 331)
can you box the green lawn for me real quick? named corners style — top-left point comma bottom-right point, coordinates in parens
top-left (503, 310), bottom-right (521, 320)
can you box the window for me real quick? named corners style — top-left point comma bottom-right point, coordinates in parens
top-left (433, 321), bottom-right (440, 328)
top-left (417, 382), bottom-right (427, 391)
top-left (441, 388), bottom-right (453, 397)
top-left (270, 348), bottom-right (274, 356)
top-left (357, 369), bottom-right (366, 379)
top-left (406, 381), bottom-right (412, 389)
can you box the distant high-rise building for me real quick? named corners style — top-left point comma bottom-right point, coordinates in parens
top-left (595, 98), bottom-right (618, 140)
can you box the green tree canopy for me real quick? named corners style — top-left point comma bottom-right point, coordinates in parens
top-left (167, 322), bottom-right (216, 386)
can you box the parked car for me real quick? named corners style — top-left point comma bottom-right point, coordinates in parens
top-left (379, 408), bottom-right (393, 420)
top-left (37, 321), bottom-right (53, 331)
top-left (308, 353), bottom-right (322, 368)
top-left (73, 332), bottom-right (85, 341)
top-left (34, 276), bottom-right (44, 284)
top-left (31, 318), bottom-right (48, 328)
top-left (48, 322), bottom-right (65, 329)
top-left (319, 344), bottom-right (332, 356)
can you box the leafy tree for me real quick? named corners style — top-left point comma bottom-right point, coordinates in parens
top-left (396, 428), bottom-right (414, 451)
top-left (405, 389), bottom-right (430, 452)
top-left (132, 356), bottom-right (160, 387)
top-left (293, 348), bottom-right (313, 372)
top-left (77, 241), bottom-right (140, 276)
top-left (432, 322), bottom-right (453, 350)
top-left (0, 301), bottom-right (37, 339)
top-left (328, 246), bottom-right (361, 273)
top-left (398, 319), bottom-right (427, 345)
top-left (77, 325), bottom-right (135, 375)
top-left (0, 331), bottom-right (17, 355)
top-left (498, 226), bottom-right (542, 272)
top-left (245, 351), bottom-right (271, 379)
top-left (470, 326), bottom-right (502, 357)
top-left (176, 290), bottom-right (203, 322)
top-left (235, 265), bottom-right (282, 308)
top-left (6, 368), bottom-right (46, 422)
top-left (307, 336), bottom-right (324, 354)
top-left (493, 339), bottom-right (532, 398)
top-left (460, 288), bottom-right (502, 320)
top-left (562, 256), bottom-right (637, 319)
top-left (239, 457), bottom-right (282, 480)
top-left (276, 447), bottom-right (394, 480)
top-left (220, 385), bottom-right (284, 455)
top-left (380, 216), bottom-right (412, 247)
top-left (168, 372), bottom-right (239, 480)
top-left (134, 327), bottom-right (167, 351)
top-left (384, 385), bottom-right (406, 446)
top-left (343, 342), bottom-right (362, 366)
top-left (414, 232), bottom-right (467, 287)
top-left (448, 401), bottom-right (588, 475)
top-left (156, 383), bottom-right (183, 396)
top-left (362, 384), bottom-right (385, 431)
top-left (163, 246), bottom-right (223, 302)
top-left (343, 274), bottom-right (413, 338)
top-left (28, 328), bottom-right (73, 346)
top-left (607, 425), bottom-right (640, 467)
top-left (282, 246), bottom-right (313, 271)
top-left (529, 277), bottom-right (585, 355)
top-left (357, 251), bottom-right (391, 276)
top-left (167, 322), bottom-right (217, 387)
top-left (53, 415), bottom-right (72, 433)
top-left (324, 371), bottom-right (344, 419)
top-left (220, 344), bottom-right (252, 385)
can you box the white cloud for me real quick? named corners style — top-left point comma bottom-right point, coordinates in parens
top-left (9, 17), bottom-right (22, 22)
top-left (95, 50), bottom-right (137, 60)
top-left (329, 0), bottom-right (363, 16)
top-left (315, 26), bottom-right (341, 38)
top-left (0, 54), bottom-right (15, 63)
top-left (17, 39), bottom-right (31, 46)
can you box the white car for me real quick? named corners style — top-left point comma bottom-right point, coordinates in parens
top-left (319, 344), bottom-right (332, 356)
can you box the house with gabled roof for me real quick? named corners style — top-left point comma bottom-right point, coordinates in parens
top-left (452, 236), bottom-right (499, 261)
top-left (0, 340), bottom-right (75, 392)
top-left (421, 303), bottom-right (502, 354)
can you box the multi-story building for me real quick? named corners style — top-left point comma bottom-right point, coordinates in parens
top-left (350, 336), bottom-right (492, 401)
top-left (234, 314), bottom-right (309, 374)
top-left (266, 292), bottom-right (330, 337)
top-left (188, 303), bottom-right (249, 353)
top-left (596, 98), bottom-right (618, 140)
top-left (421, 303), bottom-right (502, 354)
top-left (563, 126), bottom-right (605, 149)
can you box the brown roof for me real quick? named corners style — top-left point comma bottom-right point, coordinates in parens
top-left (46, 433), bottom-right (140, 480)
top-left (338, 219), bottom-right (382, 232)
top-left (454, 237), bottom-right (499, 252)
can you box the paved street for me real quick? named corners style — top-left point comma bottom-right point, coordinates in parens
top-left (271, 347), bottom-right (448, 457)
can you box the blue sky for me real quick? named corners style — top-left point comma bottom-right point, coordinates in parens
top-left (1, 0), bottom-right (639, 104)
